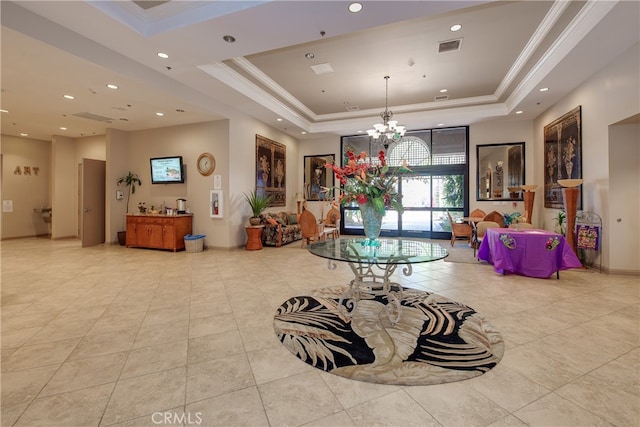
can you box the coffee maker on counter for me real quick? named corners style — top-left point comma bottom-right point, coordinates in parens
top-left (176, 198), bottom-right (187, 214)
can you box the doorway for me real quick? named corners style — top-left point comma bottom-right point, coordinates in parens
top-left (80, 158), bottom-right (106, 247)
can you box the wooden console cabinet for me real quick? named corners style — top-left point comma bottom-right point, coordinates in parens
top-left (126, 214), bottom-right (193, 252)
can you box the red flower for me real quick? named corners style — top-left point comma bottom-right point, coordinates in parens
top-left (356, 194), bottom-right (368, 205)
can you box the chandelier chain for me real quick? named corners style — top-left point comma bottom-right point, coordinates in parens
top-left (367, 75), bottom-right (406, 148)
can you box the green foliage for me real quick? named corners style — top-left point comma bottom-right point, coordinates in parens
top-left (116, 171), bottom-right (142, 214)
top-left (442, 175), bottom-right (463, 207)
top-left (244, 190), bottom-right (272, 217)
top-left (554, 210), bottom-right (567, 236)
top-left (327, 149), bottom-right (410, 215)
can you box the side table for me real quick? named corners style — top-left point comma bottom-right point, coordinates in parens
top-left (245, 225), bottom-right (264, 250)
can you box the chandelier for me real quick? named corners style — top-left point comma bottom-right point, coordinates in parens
top-left (367, 75), bottom-right (406, 148)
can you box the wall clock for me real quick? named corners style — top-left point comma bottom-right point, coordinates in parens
top-left (197, 152), bottom-right (216, 176)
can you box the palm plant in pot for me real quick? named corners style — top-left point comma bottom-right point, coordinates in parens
top-left (244, 190), bottom-right (272, 225)
top-left (116, 171), bottom-right (142, 245)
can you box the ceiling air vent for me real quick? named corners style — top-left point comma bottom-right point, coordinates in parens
top-left (73, 112), bottom-right (114, 122)
top-left (438, 38), bottom-right (462, 53)
top-left (345, 106), bottom-right (360, 112)
top-left (434, 95), bottom-right (449, 101)
top-left (310, 63), bottom-right (334, 75)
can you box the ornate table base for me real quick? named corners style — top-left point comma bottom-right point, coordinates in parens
top-left (337, 260), bottom-right (411, 325)
top-left (309, 238), bottom-right (448, 326)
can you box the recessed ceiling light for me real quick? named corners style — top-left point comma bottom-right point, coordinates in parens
top-left (155, 112), bottom-right (164, 116)
top-left (0, 109), bottom-right (8, 113)
top-left (63, 94), bottom-right (75, 100)
top-left (440, 89), bottom-right (448, 93)
top-left (305, 53), bottom-right (315, 59)
top-left (539, 87), bottom-right (549, 92)
top-left (222, 35), bottom-right (236, 43)
top-left (515, 110), bottom-right (523, 114)
top-left (450, 24), bottom-right (462, 32)
top-left (106, 84), bottom-right (119, 90)
top-left (59, 127), bottom-right (67, 130)
top-left (301, 131), bottom-right (307, 135)
top-left (276, 118), bottom-right (283, 122)
top-left (437, 123), bottom-right (445, 127)
top-left (157, 52), bottom-right (169, 59)
top-left (348, 2), bottom-right (363, 13)
top-left (20, 133), bottom-right (28, 136)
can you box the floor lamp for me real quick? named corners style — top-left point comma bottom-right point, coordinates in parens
top-left (558, 179), bottom-right (583, 255)
top-left (521, 184), bottom-right (538, 224)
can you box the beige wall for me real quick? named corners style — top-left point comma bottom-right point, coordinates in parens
top-left (534, 43), bottom-right (640, 272)
top-left (228, 114), bottom-right (301, 247)
top-left (298, 135), bottom-right (341, 220)
top-left (0, 135), bottom-right (51, 239)
top-left (120, 120), bottom-right (230, 248)
top-left (50, 135), bottom-right (76, 239)
top-left (469, 120), bottom-right (535, 223)
top-left (106, 129), bottom-right (130, 241)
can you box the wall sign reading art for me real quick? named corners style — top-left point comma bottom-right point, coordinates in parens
top-left (256, 135), bottom-right (286, 207)
top-left (13, 166), bottom-right (40, 176)
top-left (544, 106), bottom-right (582, 209)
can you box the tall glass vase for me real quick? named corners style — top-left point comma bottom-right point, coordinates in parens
top-left (359, 202), bottom-right (384, 246)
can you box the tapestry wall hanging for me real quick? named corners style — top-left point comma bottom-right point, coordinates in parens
top-left (544, 106), bottom-right (582, 209)
top-left (256, 134), bottom-right (286, 206)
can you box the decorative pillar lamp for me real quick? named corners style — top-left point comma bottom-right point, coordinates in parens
top-left (295, 192), bottom-right (304, 215)
top-left (520, 185), bottom-right (538, 224)
top-left (558, 179), bottom-right (583, 254)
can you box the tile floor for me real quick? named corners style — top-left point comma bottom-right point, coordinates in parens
top-left (1, 237), bottom-right (638, 427)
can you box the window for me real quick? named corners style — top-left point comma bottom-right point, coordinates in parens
top-left (340, 127), bottom-right (469, 238)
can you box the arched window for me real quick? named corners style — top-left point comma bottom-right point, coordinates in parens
top-left (387, 136), bottom-right (431, 167)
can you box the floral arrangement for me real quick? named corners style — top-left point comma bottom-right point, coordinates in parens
top-left (325, 149), bottom-right (410, 215)
top-left (503, 212), bottom-right (522, 227)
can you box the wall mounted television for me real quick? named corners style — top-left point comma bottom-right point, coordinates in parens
top-left (150, 156), bottom-right (185, 184)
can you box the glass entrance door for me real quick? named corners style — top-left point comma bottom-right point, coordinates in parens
top-left (342, 172), bottom-right (467, 239)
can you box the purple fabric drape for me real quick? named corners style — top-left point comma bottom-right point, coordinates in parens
top-left (477, 228), bottom-right (582, 278)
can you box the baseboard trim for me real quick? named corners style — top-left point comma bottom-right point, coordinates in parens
top-left (603, 266), bottom-right (640, 276)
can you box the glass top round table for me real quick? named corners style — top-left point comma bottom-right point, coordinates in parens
top-left (308, 237), bottom-right (448, 265)
top-left (308, 238), bottom-right (448, 325)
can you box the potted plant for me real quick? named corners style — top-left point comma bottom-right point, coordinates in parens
top-left (553, 210), bottom-right (566, 236)
top-left (116, 171), bottom-right (142, 245)
top-left (244, 190), bottom-right (272, 225)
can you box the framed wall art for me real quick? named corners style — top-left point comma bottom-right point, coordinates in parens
top-left (303, 154), bottom-right (335, 201)
top-left (256, 134), bottom-right (286, 206)
top-left (544, 106), bottom-right (582, 209)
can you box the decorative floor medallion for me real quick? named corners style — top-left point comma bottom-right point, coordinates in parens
top-left (274, 285), bottom-right (504, 385)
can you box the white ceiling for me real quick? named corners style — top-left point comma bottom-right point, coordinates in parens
top-left (1, 1), bottom-right (638, 141)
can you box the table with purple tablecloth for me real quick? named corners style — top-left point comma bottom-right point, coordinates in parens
top-left (477, 228), bottom-right (582, 278)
